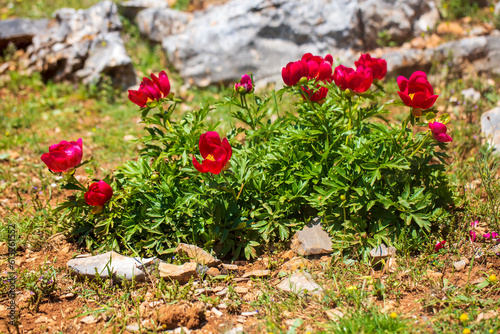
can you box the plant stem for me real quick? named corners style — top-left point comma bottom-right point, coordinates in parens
top-left (409, 132), bottom-right (431, 158)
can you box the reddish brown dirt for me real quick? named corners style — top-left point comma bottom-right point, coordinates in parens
top-left (1, 235), bottom-right (499, 334)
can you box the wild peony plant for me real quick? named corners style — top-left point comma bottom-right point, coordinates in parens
top-left (53, 59), bottom-right (453, 260)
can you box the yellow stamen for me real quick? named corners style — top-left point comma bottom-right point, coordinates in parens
top-left (409, 93), bottom-right (415, 100)
top-left (206, 154), bottom-right (215, 161)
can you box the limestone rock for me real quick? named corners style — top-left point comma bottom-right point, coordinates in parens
top-left (24, 1), bottom-right (135, 89)
top-left (160, 0), bottom-right (439, 86)
top-left (242, 269), bottom-right (270, 278)
top-left (290, 217), bottom-right (332, 256)
top-left (481, 107), bottom-right (500, 153)
top-left (276, 271), bottom-right (323, 298)
top-left (119, 0), bottom-right (169, 20)
top-left (67, 251), bottom-right (156, 281)
top-left (158, 262), bottom-right (198, 284)
top-left (175, 243), bottom-right (221, 267)
top-left (453, 260), bottom-right (468, 271)
top-left (370, 244), bottom-right (396, 263)
top-left (75, 31), bottom-right (135, 90)
top-left (137, 7), bottom-right (190, 43)
top-left (0, 18), bottom-right (49, 51)
top-left (222, 263), bottom-right (238, 271)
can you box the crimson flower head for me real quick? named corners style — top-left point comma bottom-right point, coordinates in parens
top-left (301, 85), bottom-right (328, 104)
top-left (354, 54), bottom-right (387, 80)
top-left (333, 65), bottom-right (373, 93)
top-left (192, 131), bottom-right (232, 175)
top-left (434, 240), bottom-right (446, 252)
top-left (84, 180), bottom-right (113, 206)
top-left (41, 138), bottom-right (83, 173)
top-left (470, 230), bottom-right (476, 242)
top-left (397, 71), bottom-right (438, 111)
top-left (234, 74), bottom-right (253, 94)
top-left (128, 71), bottom-right (171, 108)
top-left (484, 232), bottom-right (499, 239)
top-left (282, 53), bottom-right (333, 86)
top-left (429, 122), bottom-right (452, 143)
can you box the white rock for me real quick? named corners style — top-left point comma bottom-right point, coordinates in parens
top-left (276, 271), bottom-right (323, 298)
top-left (67, 251), bottom-right (156, 281)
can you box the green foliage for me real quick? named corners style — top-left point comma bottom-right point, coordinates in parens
top-left (25, 265), bottom-right (59, 312)
top-left (440, 0), bottom-right (484, 20)
top-left (55, 75), bottom-right (453, 260)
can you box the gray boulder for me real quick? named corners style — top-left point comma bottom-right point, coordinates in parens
top-left (159, 0), bottom-right (439, 86)
top-left (0, 18), bottom-right (49, 51)
top-left (119, 0), bottom-right (169, 20)
top-left (137, 7), bottom-right (191, 43)
top-left (24, 1), bottom-right (135, 89)
top-left (67, 251), bottom-right (157, 281)
top-left (372, 35), bottom-right (500, 78)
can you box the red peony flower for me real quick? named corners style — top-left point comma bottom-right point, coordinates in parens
top-left (84, 180), bottom-right (113, 206)
top-left (434, 240), bottom-right (446, 252)
top-left (234, 74), bottom-right (254, 94)
top-left (192, 131), bottom-right (232, 175)
top-left (128, 71), bottom-right (171, 108)
top-left (333, 65), bottom-right (373, 93)
top-left (301, 85), bottom-right (328, 104)
top-left (429, 122), bottom-right (452, 143)
top-left (397, 71), bottom-right (439, 110)
top-left (301, 53), bottom-right (334, 82)
top-left (354, 54), bottom-right (387, 80)
top-left (282, 53), bottom-right (333, 86)
top-left (41, 138), bottom-right (83, 173)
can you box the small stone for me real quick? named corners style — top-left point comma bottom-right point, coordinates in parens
top-left (481, 107), bottom-right (500, 155)
top-left (67, 251), bottom-right (156, 281)
top-left (453, 260), bottom-right (468, 271)
top-left (211, 307), bottom-right (223, 317)
top-left (61, 293), bottom-right (75, 299)
top-left (282, 250), bottom-right (297, 261)
top-left (222, 264), bottom-right (238, 271)
top-left (125, 323), bottom-right (140, 332)
top-left (234, 286), bottom-right (248, 294)
top-left (241, 310), bottom-right (258, 316)
top-left (176, 243), bottom-right (221, 267)
top-left (158, 262), bottom-right (198, 284)
top-left (281, 257), bottom-right (311, 273)
top-left (80, 315), bottom-right (98, 324)
top-left (206, 267), bottom-right (220, 277)
top-left (384, 257), bottom-right (397, 273)
top-left (276, 271), bottom-right (323, 298)
top-left (290, 217), bottom-right (333, 256)
top-left (426, 270), bottom-right (443, 279)
top-left (325, 308), bottom-right (344, 322)
top-left (242, 270), bottom-right (271, 278)
top-left (35, 316), bottom-right (50, 324)
top-left (224, 328), bottom-right (244, 334)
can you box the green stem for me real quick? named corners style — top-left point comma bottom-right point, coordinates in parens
top-left (409, 132), bottom-right (431, 158)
